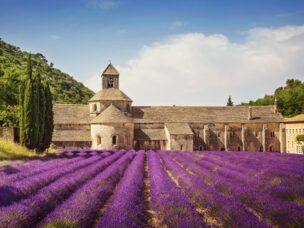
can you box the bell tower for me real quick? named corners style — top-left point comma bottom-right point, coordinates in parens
top-left (102, 63), bottom-right (119, 89)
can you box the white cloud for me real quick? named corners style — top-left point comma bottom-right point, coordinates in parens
top-left (50, 34), bottom-right (61, 40)
top-left (169, 21), bottom-right (183, 30)
top-left (85, 73), bottom-right (101, 92)
top-left (86, 25), bottom-right (304, 106)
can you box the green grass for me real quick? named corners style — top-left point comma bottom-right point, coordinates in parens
top-left (0, 138), bottom-right (52, 161)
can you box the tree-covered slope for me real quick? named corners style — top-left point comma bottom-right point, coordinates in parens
top-left (240, 79), bottom-right (304, 117)
top-left (0, 38), bottom-right (95, 126)
top-left (0, 38), bottom-right (94, 105)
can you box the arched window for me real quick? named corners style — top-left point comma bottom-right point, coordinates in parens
top-left (126, 104), bottom-right (130, 112)
top-left (180, 145), bottom-right (183, 150)
top-left (93, 104), bottom-right (97, 112)
top-left (112, 136), bottom-right (117, 145)
top-left (199, 146), bottom-right (202, 151)
top-left (269, 146), bottom-right (273, 152)
top-left (108, 78), bottom-right (113, 88)
top-left (97, 136), bottom-right (101, 145)
top-left (238, 146), bottom-right (241, 151)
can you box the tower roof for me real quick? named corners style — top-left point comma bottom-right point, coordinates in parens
top-left (88, 88), bottom-right (132, 102)
top-left (102, 63), bottom-right (119, 76)
top-left (90, 104), bottom-right (133, 124)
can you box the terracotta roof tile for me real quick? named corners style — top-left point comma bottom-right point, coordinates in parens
top-left (102, 63), bottom-right (119, 75)
top-left (52, 130), bottom-right (91, 142)
top-left (89, 88), bottom-right (132, 102)
top-left (285, 114), bottom-right (304, 123)
top-left (91, 104), bottom-right (133, 124)
top-left (53, 104), bottom-right (91, 124)
top-left (134, 129), bottom-right (167, 140)
top-left (165, 123), bottom-right (193, 135)
top-left (131, 105), bottom-right (284, 123)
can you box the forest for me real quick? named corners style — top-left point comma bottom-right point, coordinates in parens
top-left (240, 79), bottom-right (304, 117)
top-left (0, 38), bottom-right (94, 127)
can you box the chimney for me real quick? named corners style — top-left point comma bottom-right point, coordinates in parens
top-left (248, 107), bottom-right (253, 120)
top-left (274, 98), bottom-right (278, 113)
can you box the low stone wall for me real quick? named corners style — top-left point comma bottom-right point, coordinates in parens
top-left (51, 141), bottom-right (92, 149)
top-left (0, 127), bottom-right (19, 143)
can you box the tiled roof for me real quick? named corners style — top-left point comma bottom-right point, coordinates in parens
top-left (53, 104), bottom-right (91, 124)
top-left (91, 104), bottom-right (133, 124)
top-left (131, 105), bottom-right (284, 123)
top-left (102, 63), bottom-right (119, 75)
top-left (285, 114), bottom-right (304, 123)
top-left (53, 104), bottom-right (284, 125)
top-left (134, 129), bottom-right (167, 140)
top-left (88, 88), bottom-right (132, 102)
top-left (165, 123), bottom-right (193, 135)
top-left (52, 130), bottom-right (91, 142)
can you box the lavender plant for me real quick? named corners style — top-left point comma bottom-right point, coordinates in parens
top-left (158, 150), bottom-right (267, 227)
top-left (96, 150), bottom-right (146, 227)
top-left (0, 150), bottom-right (126, 227)
top-left (0, 155), bottom-right (103, 206)
top-left (148, 150), bottom-right (206, 228)
top-left (171, 151), bottom-right (304, 227)
top-left (39, 150), bottom-right (135, 228)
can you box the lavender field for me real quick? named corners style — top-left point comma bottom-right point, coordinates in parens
top-left (0, 149), bottom-right (304, 227)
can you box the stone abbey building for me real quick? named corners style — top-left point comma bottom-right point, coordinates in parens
top-left (52, 64), bottom-right (286, 152)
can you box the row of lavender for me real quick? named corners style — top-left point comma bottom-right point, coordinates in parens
top-left (1, 149), bottom-right (304, 227)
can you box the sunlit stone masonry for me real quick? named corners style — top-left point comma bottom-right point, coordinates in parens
top-left (52, 63), bottom-right (286, 152)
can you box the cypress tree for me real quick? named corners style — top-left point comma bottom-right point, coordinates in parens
top-left (226, 96), bottom-right (234, 106)
top-left (19, 55), bottom-right (31, 145)
top-left (42, 82), bottom-right (54, 151)
top-left (19, 79), bottom-right (25, 144)
top-left (20, 54), bottom-right (36, 148)
top-left (20, 54), bottom-right (54, 151)
top-left (20, 55), bottom-right (41, 149)
top-left (34, 68), bottom-right (46, 152)
top-left (22, 77), bottom-right (36, 149)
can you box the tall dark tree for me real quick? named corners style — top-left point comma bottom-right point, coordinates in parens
top-left (20, 54), bottom-right (39, 149)
top-left (34, 68), bottom-right (46, 151)
top-left (20, 56), bottom-right (54, 151)
top-left (226, 96), bottom-right (233, 106)
top-left (18, 77), bottom-right (26, 142)
top-left (41, 82), bottom-right (53, 151)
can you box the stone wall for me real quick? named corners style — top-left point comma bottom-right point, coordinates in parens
top-left (54, 124), bottom-right (90, 131)
top-left (51, 141), bottom-right (91, 149)
top-left (0, 127), bottom-right (19, 143)
top-left (134, 140), bottom-right (167, 151)
top-left (190, 122), bottom-right (283, 152)
top-left (91, 122), bottom-right (134, 150)
top-left (169, 134), bottom-right (194, 151)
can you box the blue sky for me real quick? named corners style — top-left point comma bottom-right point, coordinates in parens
top-left (1, 0), bottom-right (304, 105)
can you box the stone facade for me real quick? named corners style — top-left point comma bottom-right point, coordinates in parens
top-left (285, 114), bottom-right (304, 154)
top-left (0, 127), bottom-right (19, 143)
top-left (52, 63), bottom-right (286, 152)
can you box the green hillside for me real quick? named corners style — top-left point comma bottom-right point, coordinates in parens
top-left (0, 38), bottom-right (94, 126)
top-left (240, 79), bottom-right (304, 117)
